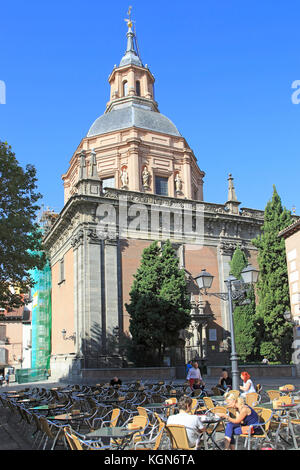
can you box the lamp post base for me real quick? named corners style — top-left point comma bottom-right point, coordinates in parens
top-left (231, 352), bottom-right (240, 391)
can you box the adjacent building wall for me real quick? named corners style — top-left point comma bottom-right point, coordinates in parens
top-left (51, 247), bottom-right (75, 355)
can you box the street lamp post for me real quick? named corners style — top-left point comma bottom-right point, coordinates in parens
top-left (194, 264), bottom-right (259, 391)
top-left (225, 276), bottom-right (239, 391)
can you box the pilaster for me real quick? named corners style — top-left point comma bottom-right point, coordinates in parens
top-left (104, 238), bottom-right (120, 337)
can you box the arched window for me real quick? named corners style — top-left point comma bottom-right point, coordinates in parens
top-left (136, 80), bottom-right (141, 96)
top-left (123, 80), bottom-right (128, 97)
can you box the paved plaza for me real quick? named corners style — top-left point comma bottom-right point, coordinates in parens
top-left (0, 374), bottom-right (299, 451)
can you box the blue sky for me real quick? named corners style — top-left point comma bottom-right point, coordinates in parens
top-left (1, 0), bottom-right (300, 214)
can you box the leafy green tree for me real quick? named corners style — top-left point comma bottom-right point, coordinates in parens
top-left (252, 185), bottom-right (293, 363)
top-left (233, 287), bottom-right (258, 362)
top-left (125, 240), bottom-right (191, 366)
top-left (0, 141), bottom-right (46, 309)
top-left (230, 246), bottom-right (248, 280)
top-left (230, 247), bottom-right (258, 362)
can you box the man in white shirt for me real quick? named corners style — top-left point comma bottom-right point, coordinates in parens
top-left (167, 396), bottom-right (207, 449)
top-left (186, 361), bottom-right (202, 389)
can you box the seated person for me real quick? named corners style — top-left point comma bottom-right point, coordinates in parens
top-left (215, 392), bottom-right (262, 450)
top-left (167, 396), bottom-right (207, 449)
top-left (239, 371), bottom-right (256, 397)
top-left (216, 369), bottom-right (232, 395)
top-left (192, 378), bottom-right (206, 397)
top-left (110, 376), bottom-right (122, 388)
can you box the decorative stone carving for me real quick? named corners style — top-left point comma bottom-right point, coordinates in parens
top-left (87, 228), bottom-right (102, 244)
top-left (71, 229), bottom-right (84, 248)
top-left (218, 240), bottom-right (246, 256)
top-left (240, 208), bottom-right (264, 219)
top-left (175, 173), bottom-right (183, 193)
top-left (142, 166), bottom-right (150, 189)
top-left (120, 167), bottom-right (129, 188)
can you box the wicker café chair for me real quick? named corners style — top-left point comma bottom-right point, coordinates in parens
top-left (190, 398), bottom-right (199, 415)
top-left (266, 390), bottom-right (281, 402)
top-left (63, 426), bottom-right (111, 450)
top-left (38, 416), bottom-right (67, 450)
top-left (203, 397), bottom-right (215, 410)
top-left (205, 406), bottom-right (227, 433)
top-left (166, 424), bottom-right (200, 450)
top-left (91, 408), bottom-right (121, 430)
top-left (236, 408), bottom-right (273, 450)
top-left (245, 392), bottom-right (260, 407)
top-left (164, 397), bottom-right (177, 418)
top-left (134, 421), bottom-right (165, 450)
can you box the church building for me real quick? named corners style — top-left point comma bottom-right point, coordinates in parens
top-left (43, 18), bottom-right (264, 380)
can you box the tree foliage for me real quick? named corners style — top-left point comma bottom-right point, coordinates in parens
top-left (252, 185), bottom-right (293, 363)
top-left (125, 240), bottom-right (191, 366)
top-left (230, 247), bottom-right (259, 361)
top-left (230, 246), bottom-right (248, 280)
top-left (233, 286), bottom-right (260, 362)
top-left (0, 141), bottom-right (46, 309)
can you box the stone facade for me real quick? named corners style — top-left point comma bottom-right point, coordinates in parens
top-left (43, 184), bottom-right (264, 378)
top-left (43, 21), bottom-right (264, 380)
top-left (279, 220), bottom-right (300, 376)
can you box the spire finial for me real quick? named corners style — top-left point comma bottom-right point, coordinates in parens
top-left (120, 6), bottom-right (143, 67)
top-left (124, 6), bottom-right (133, 30)
top-left (79, 150), bottom-right (87, 180)
top-left (227, 173), bottom-right (238, 202)
top-left (89, 148), bottom-right (98, 179)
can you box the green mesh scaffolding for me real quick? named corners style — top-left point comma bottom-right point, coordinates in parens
top-left (16, 260), bottom-right (52, 384)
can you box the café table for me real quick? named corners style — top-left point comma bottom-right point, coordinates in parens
top-left (209, 396), bottom-right (226, 406)
top-left (16, 398), bottom-right (39, 404)
top-left (98, 398), bottom-right (124, 405)
top-left (196, 412), bottom-right (224, 450)
top-left (84, 426), bottom-right (138, 450)
top-left (163, 393), bottom-right (183, 399)
top-left (74, 392), bottom-right (96, 398)
top-left (145, 403), bottom-right (176, 411)
top-left (28, 404), bottom-right (66, 415)
top-left (6, 393), bottom-right (26, 398)
top-left (47, 411), bottom-right (89, 425)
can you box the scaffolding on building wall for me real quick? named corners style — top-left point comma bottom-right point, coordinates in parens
top-left (15, 209), bottom-right (56, 384)
top-left (31, 261), bottom-right (52, 370)
top-left (16, 261), bottom-right (52, 384)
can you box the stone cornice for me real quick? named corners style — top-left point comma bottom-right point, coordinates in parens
top-left (43, 189), bottom-right (264, 257)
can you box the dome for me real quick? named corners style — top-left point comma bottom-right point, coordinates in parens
top-left (87, 103), bottom-right (181, 138)
top-left (119, 50), bottom-right (143, 67)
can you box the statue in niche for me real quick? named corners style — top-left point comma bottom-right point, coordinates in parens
top-left (79, 150), bottom-right (86, 179)
top-left (142, 166), bottom-right (150, 188)
top-left (175, 173), bottom-right (183, 193)
top-left (121, 167), bottom-right (129, 187)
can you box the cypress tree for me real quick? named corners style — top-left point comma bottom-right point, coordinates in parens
top-left (230, 246), bottom-right (248, 280)
top-left (125, 240), bottom-right (191, 366)
top-left (252, 185), bottom-right (293, 363)
top-left (230, 247), bottom-right (258, 362)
